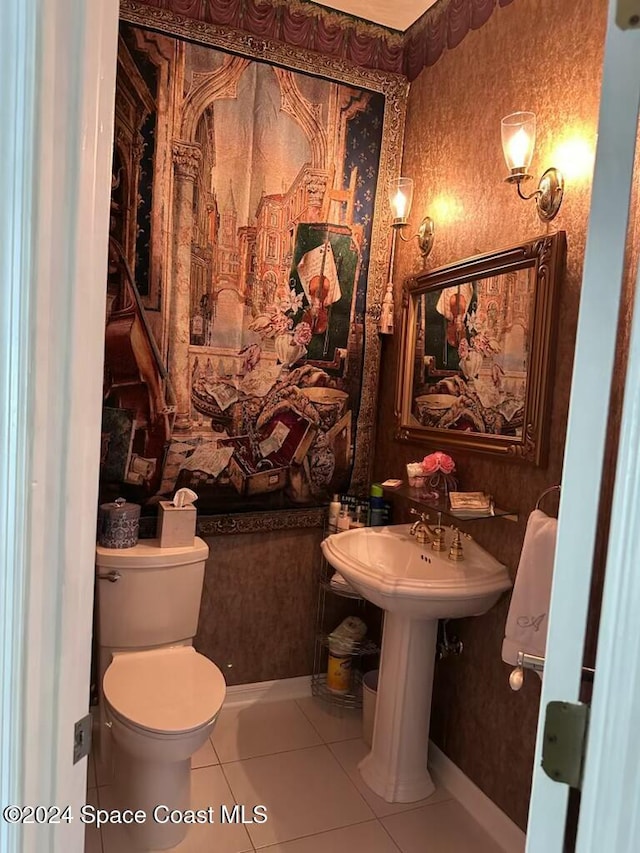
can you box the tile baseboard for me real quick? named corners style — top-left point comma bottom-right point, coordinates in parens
top-left (428, 741), bottom-right (526, 853)
top-left (225, 675), bottom-right (312, 707)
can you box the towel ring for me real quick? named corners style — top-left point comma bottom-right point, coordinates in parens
top-left (535, 484), bottom-right (560, 510)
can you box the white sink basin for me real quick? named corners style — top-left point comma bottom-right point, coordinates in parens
top-left (321, 523), bottom-right (511, 619)
top-left (320, 523), bottom-right (511, 804)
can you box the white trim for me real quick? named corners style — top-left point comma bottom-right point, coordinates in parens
top-left (576, 223), bottom-right (640, 846)
top-left (224, 675), bottom-right (312, 707)
top-left (526, 4), bottom-right (640, 849)
top-left (428, 741), bottom-right (526, 853)
top-left (1, 2), bottom-right (119, 852)
top-left (0, 5), bottom-right (38, 853)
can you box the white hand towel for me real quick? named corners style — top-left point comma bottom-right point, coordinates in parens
top-left (502, 509), bottom-right (557, 666)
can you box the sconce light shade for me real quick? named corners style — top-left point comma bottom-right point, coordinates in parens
top-left (501, 111), bottom-right (564, 221)
top-left (501, 111), bottom-right (536, 178)
top-left (389, 177), bottom-right (414, 226)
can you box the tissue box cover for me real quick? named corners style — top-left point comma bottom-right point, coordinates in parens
top-left (157, 500), bottom-right (196, 548)
top-left (220, 411), bottom-right (317, 497)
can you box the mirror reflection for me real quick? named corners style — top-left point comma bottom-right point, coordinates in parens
top-left (411, 267), bottom-right (534, 437)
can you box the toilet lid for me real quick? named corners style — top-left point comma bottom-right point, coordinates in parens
top-left (103, 646), bottom-right (226, 735)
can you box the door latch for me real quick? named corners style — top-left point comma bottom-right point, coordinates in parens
top-left (73, 713), bottom-right (93, 764)
top-left (541, 701), bottom-right (589, 790)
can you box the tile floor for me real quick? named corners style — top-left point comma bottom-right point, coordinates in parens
top-left (85, 696), bottom-right (503, 853)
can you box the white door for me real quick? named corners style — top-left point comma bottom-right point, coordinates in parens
top-left (526, 2), bottom-right (640, 850)
top-left (0, 2), bottom-right (119, 852)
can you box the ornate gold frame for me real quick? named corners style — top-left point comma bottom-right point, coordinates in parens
top-left (118, 1), bottom-right (408, 531)
top-left (395, 233), bottom-right (566, 466)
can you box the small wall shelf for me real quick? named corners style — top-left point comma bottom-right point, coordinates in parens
top-left (383, 484), bottom-right (518, 523)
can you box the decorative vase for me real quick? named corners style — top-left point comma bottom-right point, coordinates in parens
top-left (460, 349), bottom-right (483, 383)
top-left (274, 333), bottom-right (306, 366)
top-left (425, 471), bottom-right (458, 499)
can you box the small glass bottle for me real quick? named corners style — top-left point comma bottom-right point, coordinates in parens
top-left (336, 505), bottom-right (351, 532)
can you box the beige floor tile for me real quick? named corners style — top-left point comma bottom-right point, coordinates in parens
top-left (295, 697), bottom-right (363, 743)
top-left (329, 739), bottom-right (452, 818)
top-left (381, 799), bottom-right (503, 853)
top-left (260, 819), bottom-right (401, 852)
top-left (98, 766), bottom-right (252, 853)
top-left (191, 735), bottom-right (219, 769)
top-left (212, 700), bottom-right (322, 763)
top-left (84, 788), bottom-right (102, 853)
top-left (222, 744), bottom-right (374, 848)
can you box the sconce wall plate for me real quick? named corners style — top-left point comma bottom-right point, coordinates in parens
top-left (505, 167), bottom-right (564, 222)
top-left (417, 216), bottom-right (435, 258)
top-left (535, 168), bottom-right (564, 222)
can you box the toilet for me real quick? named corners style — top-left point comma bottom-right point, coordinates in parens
top-left (95, 537), bottom-right (226, 850)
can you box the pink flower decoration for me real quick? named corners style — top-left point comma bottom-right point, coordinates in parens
top-left (458, 339), bottom-right (469, 359)
top-left (421, 451), bottom-right (456, 475)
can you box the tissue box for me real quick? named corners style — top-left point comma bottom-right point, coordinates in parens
top-left (157, 500), bottom-right (196, 548)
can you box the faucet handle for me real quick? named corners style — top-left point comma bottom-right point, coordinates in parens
top-left (410, 507), bottom-right (429, 522)
top-left (448, 527), bottom-right (465, 562)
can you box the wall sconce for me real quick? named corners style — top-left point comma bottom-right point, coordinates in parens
top-left (388, 177), bottom-right (435, 259)
top-left (379, 177), bottom-right (435, 336)
top-left (501, 111), bottom-right (564, 221)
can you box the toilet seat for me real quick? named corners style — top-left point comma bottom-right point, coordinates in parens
top-left (103, 646), bottom-right (226, 735)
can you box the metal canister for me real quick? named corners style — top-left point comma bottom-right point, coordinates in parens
top-left (98, 497), bottom-right (141, 548)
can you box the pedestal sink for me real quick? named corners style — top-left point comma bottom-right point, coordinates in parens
top-left (321, 523), bottom-right (511, 803)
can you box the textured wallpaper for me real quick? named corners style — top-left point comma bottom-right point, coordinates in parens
top-left (373, 0), bottom-right (630, 830)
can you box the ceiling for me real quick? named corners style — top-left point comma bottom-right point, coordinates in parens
top-left (310, 0), bottom-right (439, 31)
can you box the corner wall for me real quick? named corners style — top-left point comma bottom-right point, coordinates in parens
top-left (374, 0), bottom-right (612, 829)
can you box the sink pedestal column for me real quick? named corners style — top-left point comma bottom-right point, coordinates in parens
top-left (358, 613), bottom-right (437, 803)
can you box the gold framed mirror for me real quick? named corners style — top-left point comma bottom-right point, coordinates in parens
top-left (395, 233), bottom-right (566, 466)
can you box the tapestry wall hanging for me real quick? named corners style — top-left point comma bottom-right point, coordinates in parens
top-left (101, 2), bottom-right (407, 516)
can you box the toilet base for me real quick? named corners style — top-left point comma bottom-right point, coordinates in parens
top-left (113, 749), bottom-right (191, 851)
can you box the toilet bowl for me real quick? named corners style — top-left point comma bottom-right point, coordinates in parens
top-left (95, 537), bottom-right (225, 850)
top-left (103, 646), bottom-right (226, 850)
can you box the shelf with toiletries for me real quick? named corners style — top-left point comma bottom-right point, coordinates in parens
top-left (312, 490), bottom-right (385, 709)
top-left (315, 631), bottom-right (380, 657)
top-left (312, 560), bottom-right (382, 710)
top-left (319, 579), bottom-right (364, 600)
top-left (310, 670), bottom-right (364, 709)
top-left (382, 483), bottom-right (518, 523)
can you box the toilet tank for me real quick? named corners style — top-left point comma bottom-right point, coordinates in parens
top-left (95, 537), bottom-right (209, 649)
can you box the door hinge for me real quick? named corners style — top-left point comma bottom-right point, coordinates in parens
top-left (617, 0), bottom-right (640, 29)
top-left (73, 713), bottom-right (93, 764)
top-left (541, 701), bottom-right (589, 790)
